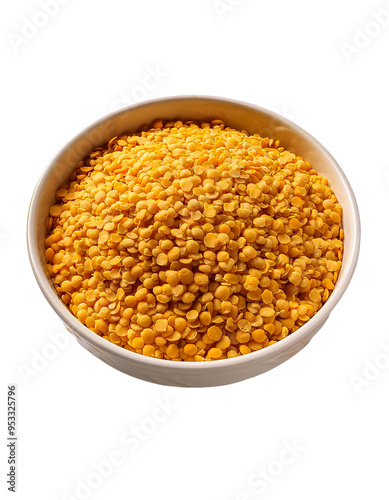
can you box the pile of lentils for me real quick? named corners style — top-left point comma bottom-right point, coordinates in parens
top-left (45, 119), bottom-right (343, 361)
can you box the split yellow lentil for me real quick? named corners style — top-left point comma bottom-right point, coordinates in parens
top-left (45, 119), bottom-right (343, 361)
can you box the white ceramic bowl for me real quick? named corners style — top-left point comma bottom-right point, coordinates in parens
top-left (27, 96), bottom-right (360, 387)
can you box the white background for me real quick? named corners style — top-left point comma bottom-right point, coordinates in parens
top-left (1, 0), bottom-right (389, 499)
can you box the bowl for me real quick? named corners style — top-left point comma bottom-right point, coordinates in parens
top-left (27, 96), bottom-right (360, 387)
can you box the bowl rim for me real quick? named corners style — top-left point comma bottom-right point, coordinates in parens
top-left (27, 94), bottom-right (361, 371)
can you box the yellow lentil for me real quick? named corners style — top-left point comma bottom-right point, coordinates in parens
top-left (184, 344), bottom-right (197, 356)
top-left (207, 325), bottom-right (223, 342)
top-left (207, 348), bottom-right (222, 359)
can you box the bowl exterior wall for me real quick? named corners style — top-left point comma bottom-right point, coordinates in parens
top-left (64, 317), bottom-right (327, 387)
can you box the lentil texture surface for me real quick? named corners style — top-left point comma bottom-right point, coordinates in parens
top-left (45, 120), bottom-right (343, 361)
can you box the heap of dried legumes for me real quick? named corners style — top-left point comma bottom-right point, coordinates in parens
top-left (45, 119), bottom-right (343, 361)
